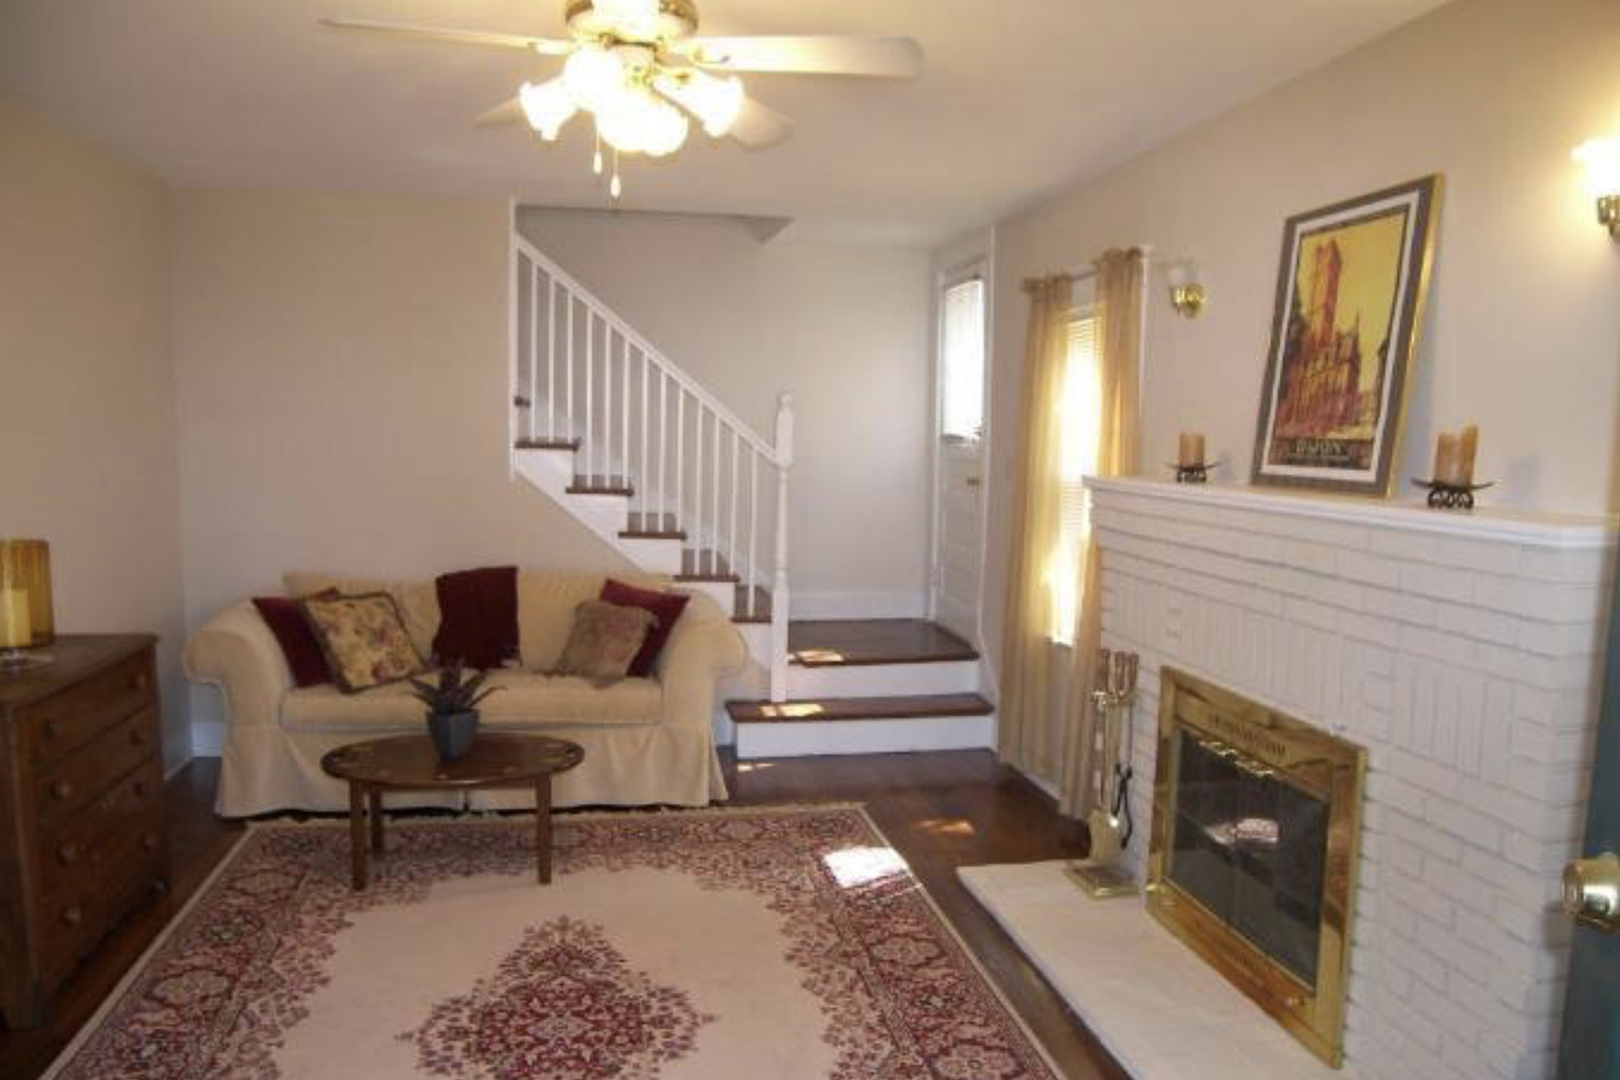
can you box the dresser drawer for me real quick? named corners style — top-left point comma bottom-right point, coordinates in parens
top-left (37, 756), bottom-right (164, 899)
top-left (33, 709), bottom-right (159, 828)
top-left (23, 651), bottom-right (156, 769)
top-left (37, 813), bottom-right (164, 979)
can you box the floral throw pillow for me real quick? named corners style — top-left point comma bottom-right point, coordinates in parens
top-left (553, 600), bottom-right (656, 683)
top-left (299, 592), bottom-right (425, 693)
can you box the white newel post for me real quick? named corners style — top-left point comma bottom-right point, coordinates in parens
top-left (770, 392), bottom-right (795, 702)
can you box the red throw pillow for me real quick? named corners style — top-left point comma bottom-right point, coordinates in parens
top-left (253, 593), bottom-right (336, 688)
top-left (600, 578), bottom-right (690, 677)
top-left (433, 566), bottom-right (519, 670)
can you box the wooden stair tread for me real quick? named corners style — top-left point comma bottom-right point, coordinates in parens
top-left (788, 619), bottom-right (979, 667)
top-left (676, 549), bottom-right (739, 583)
top-left (620, 512), bottom-right (686, 540)
top-left (515, 437), bottom-right (582, 451)
top-left (727, 693), bottom-right (993, 724)
top-left (568, 474), bottom-right (634, 496)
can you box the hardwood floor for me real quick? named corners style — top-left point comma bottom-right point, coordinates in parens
top-left (788, 617), bottom-right (980, 666)
top-left (0, 751), bottom-right (1129, 1080)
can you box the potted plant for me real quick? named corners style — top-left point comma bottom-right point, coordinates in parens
top-left (408, 663), bottom-right (500, 762)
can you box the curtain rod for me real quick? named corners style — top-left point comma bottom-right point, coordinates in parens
top-left (1024, 244), bottom-right (1154, 291)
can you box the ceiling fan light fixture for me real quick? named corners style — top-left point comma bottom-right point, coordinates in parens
top-left (652, 69), bottom-right (743, 137)
top-left (596, 85), bottom-right (689, 157)
top-left (563, 44), bottom-right (627, 114)
top-left (519, 78), bottom-right (577, 141)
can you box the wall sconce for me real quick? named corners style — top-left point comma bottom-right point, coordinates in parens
top-left (1573, 135), bottom-right (1620, 239)
top-left (1165, 259), bottom-right (1207, 318)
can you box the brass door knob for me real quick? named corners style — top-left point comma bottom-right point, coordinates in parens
top-left (1562, 852), bottom-right (1619, 932)
top-left (61, 905), bottom-right (83, 926)
top-left (50, 779), bottom-right (73, 801)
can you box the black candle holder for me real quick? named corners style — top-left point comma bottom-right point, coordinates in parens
top-left (1412, 477), bottom-right (1494, 510)
top-left (1169, 461), bottom-right (1213, 484)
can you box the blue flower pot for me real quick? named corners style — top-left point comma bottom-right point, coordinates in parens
top-left (427, 709), bottom-right (479, 762)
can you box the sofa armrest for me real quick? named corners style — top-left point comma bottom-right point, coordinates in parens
top-left (657, 594), bottom-right (748, 730)
top-left (182, 601), bottom-right (292, 731)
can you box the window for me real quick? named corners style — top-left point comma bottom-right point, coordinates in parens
top-left (1052, 310), bottom-right (1102, 644)
top-left (939, 276), bottom-right (986, 441)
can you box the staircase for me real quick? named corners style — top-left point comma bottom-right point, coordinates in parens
top-left (509, 232), bottom-right (993, 756)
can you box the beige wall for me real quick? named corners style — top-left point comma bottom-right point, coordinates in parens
top-left (172, 190), bottom-right (644, 730)
top-left (0, 93), bottom-right (188, 767)
top-left (517, 209), bottom-right (933, 613)
top-left (979, 0), bottom-right (1620, 688)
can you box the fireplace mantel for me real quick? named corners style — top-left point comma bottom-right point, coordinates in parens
top-left (1085, 477), bottom-right (1618, 550)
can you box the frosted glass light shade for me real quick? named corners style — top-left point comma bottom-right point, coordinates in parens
top-left (1574, 136), bottom-right (1620, 198)
top-left (0, 540), bottom-right (53, 648)
top-left (520, 78), bottom-right (577, 140)
top-left (563, 46), bottom-right (627, 114)
top-left (653, 70), bottom-right (743, 137)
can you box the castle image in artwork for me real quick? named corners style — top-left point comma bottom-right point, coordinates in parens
top-left (1271, 236), bottom-right (1391, 459)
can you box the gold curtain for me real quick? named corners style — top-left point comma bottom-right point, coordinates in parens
top-left (1058, 248), bottom-right (1143, 817)
top-left (995, 273), bottom-right (1075, 777)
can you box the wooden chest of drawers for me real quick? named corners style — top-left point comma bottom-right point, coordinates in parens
top-left (0, 635), bottom-right (167, 1028)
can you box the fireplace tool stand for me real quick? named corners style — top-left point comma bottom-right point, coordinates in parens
top-left (1067, 648), bottom-right (1140, 899)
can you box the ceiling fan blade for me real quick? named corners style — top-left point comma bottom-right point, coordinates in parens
top-left (318, 18), bottom-right (575, 56)
top-left (727, 96), bottom-right (794, 150)
top-left (475, 97), bottom-right (528, 128)
top-left (677, 35), bottom-right (923, 78)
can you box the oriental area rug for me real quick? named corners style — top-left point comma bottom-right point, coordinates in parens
top-left (45, 806), bottom-right (1059, 1080)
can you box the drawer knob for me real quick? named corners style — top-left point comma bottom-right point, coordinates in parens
top-left (50, 779), bottom-right (73, 801)
top-left (56, 842), bottom-right (81, 865)
top-left (61, 905), bottom-right (83, 927)
top-left (131, 670), bottom-right (150, 691)
top-left (133, 780), bottom-right (150, 799)
top-left (43, 719), bottom-right (63, 740)
top-left (142, 832), bottom-right (161, 851)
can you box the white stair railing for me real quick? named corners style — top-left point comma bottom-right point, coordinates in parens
top-left (510, 235), bottom-right (793, 700)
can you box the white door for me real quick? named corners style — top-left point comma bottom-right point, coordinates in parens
top-left (931, 270), bottom-right (988, 642)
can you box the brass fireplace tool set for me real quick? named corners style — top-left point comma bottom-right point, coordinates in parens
top-left (1067, 647), bottom-right (1141, 898)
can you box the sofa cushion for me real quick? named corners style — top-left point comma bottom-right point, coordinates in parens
top-left (554, 600), bottom-right (656, 681)
top-left (252, 592), bottom-right (336, 688)
top-left (601, 578), bottom-right (690, 677)
top-left (280, 670), bottom-right (661, 732)
top-left (432, 566), bottom-right (519, 669)
top-left (299, 592), bottom-right (425, 693)
top-left (517, 569), bottom-right (667, 671)
top-left (285, 572), bottom-right (440, 660)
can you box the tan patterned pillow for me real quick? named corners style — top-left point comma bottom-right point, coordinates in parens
top-left (299, 592), bottom-right (425, 693)
top-left (553, 600), bottom-right (656, 682)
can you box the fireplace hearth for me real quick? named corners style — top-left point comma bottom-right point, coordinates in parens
top-left (1147, 667), bottom-right (1366, 1067)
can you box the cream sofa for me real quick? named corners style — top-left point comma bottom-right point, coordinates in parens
top-left (183, 569), bottom-right (746, 817)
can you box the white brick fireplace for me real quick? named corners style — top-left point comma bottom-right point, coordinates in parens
top-left (1086, 477), bottom-right (1616, 1080)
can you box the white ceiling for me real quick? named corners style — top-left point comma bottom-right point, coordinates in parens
top-left (0, 0), bottom-right (1450, 245)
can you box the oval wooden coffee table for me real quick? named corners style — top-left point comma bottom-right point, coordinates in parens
top-left (320, 733), bottom-right (584, 890)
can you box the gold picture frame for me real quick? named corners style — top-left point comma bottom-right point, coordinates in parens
top-left (1251, 175), bottom-right (1442, 495)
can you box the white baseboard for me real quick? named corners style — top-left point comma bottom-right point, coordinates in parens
top-left (190, 720), bottom-right (224, 758)
top-left (790, 591), bottom-right (927, 619)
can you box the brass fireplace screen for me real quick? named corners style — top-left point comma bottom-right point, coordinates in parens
top-left (1147, 668), bottom-right (1366, 1067)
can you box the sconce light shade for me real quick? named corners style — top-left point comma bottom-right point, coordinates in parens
top-left (1573, 136), bottom-right (1620, 238)
top-left (0, 540), bottom-right (55, 651)
top-left (1165, 260), bottom-right (1208, 318)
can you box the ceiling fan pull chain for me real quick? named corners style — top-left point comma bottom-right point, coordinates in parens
top-left (610, 150), bottom-right (623, 200)
top-left (593, 127), bottom-right (605, 176)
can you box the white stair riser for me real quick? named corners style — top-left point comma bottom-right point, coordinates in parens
top-left (734, 714), bottom-right (995, 759)
top-left (786, 660), bottom-right (980, 698)
top-left (676, 579), bottom-right (734, 612)
top-left (618, 536), bottom-right (683, 575)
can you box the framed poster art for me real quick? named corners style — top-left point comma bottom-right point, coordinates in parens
top-left (1251, 175), bottom-right (1441, 495)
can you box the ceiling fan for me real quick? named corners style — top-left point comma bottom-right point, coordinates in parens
top-left (321, 0), bottom-right (924, 197)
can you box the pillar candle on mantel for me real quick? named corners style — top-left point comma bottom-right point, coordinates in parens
top-left (0, 587), bottom-right (30, 650)
top-left (1178, 433), bottom-right (1206, 467)
top-left (1432, 424), bottom-right (1480, 486)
